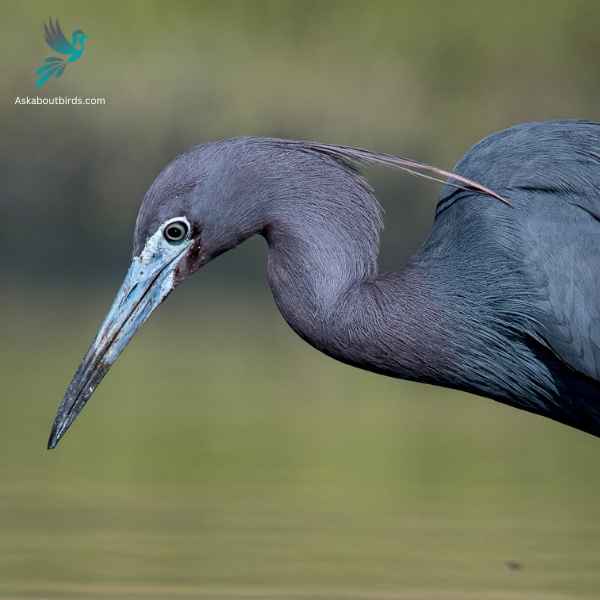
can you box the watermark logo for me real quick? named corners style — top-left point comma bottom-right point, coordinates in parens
top-left (35, 18), bottom-right (87, 88)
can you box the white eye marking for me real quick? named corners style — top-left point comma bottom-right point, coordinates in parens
top-left (137, 217), bottom-right (192, 266)
top-left (163, 219), bottom-right (189, 243)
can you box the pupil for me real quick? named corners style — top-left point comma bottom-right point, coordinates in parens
top-left (168, 226), bottom-right (182, 239)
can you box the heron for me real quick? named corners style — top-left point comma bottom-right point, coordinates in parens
top-left (48, 119), bottom-right (600, 449)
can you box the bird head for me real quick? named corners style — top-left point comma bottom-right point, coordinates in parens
top-left (47, 140), bottom-right (271, 448)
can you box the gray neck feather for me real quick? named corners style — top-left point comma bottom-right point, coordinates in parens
top-left (251, 142), bottom-right (442, 385)
top-left (256, 145), bottom-right (383, 349)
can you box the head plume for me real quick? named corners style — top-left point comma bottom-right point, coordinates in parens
top-left (291, 140), bottom-right (510, 205)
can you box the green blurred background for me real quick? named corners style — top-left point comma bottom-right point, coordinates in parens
top-left (2, 1), bottom-right (600, 598)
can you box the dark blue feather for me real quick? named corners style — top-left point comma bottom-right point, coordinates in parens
top-left (44, 18), bottom-right (74, 55)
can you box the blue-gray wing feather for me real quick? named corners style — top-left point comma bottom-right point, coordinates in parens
top-left (529, 201), bottom-right (600, 382)
top-left (445, 120), bottom-right (600, 384)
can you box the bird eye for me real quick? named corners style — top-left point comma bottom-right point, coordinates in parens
top-left (163, 220), bottom-right (189, 244)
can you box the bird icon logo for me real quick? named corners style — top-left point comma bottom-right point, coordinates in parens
top-left (35, 18), bottom-right (87, 88)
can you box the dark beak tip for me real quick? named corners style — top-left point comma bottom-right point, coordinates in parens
top-left (47, 430), bottom-right (58, 450)
top-left (47, 421), bottom-right (64, 450)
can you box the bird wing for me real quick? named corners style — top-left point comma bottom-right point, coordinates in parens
top-left (35, 57), bottom-right (66, 87)
top-left (443, 120), bottom-right (600, 383)
top-left (527, 201), bottom-right (600, 383)
top-left (36, 56), bottom-right (63, 71)
top-left (44, 18), bottom-right (75, 55)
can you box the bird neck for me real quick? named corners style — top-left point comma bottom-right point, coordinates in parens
top-left (248, 143), bottom-right (473, 389)
top-left (265, 226), bottom-right (372, 335)
top-left (262, 187), bottom-right (455, 385)
top-left (265, 221), bottom-right (451, 384)
top-left (263, 175), bottom-right (381, 350)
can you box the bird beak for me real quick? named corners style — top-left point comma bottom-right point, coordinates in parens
top-left (47, 227), bottom-right (193, 449)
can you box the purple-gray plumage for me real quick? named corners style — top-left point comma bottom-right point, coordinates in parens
top-left (48, 120), bottom-right (600, 449)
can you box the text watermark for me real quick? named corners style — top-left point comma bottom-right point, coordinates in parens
top-left (15, 96), bottom-right (106, 106)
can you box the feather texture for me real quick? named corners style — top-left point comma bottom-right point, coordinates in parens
top-left (132, 122), bottom-right (600, 437)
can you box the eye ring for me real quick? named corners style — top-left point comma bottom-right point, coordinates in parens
top-left (163, 219), bottom-right (189, 244)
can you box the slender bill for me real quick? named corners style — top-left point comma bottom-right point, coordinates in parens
top-left (48, 224), bottom-right (192, 449)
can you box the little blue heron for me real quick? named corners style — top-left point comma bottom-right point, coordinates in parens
top-left (48, 120), bottom-right (600, 449)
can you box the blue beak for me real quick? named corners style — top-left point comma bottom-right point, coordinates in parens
top-left (48, 230), bottom-right (192, 449)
